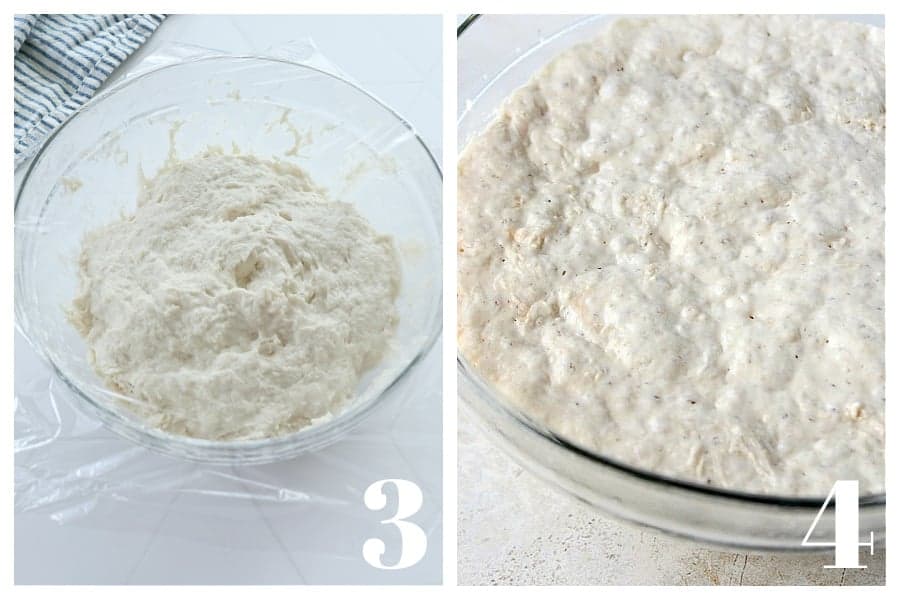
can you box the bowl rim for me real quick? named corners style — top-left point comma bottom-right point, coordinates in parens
top-left (457, 14), bottom-right (480, 36)
top-left (459, 356), bottom-right (886, 508)
top-left (456, 14), bottom-right (885, 509)
top-left (14, 53), bottom-right (443, 458)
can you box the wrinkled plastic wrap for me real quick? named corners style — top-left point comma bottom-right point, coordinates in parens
top-left (14, 39), bottom-right (442, 584)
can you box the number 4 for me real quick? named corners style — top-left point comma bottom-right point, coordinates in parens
top-left (802, 480), bottom-right (875, 568)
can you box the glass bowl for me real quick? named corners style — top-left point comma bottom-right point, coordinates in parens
top-left (16, 55), bottom-right (442, 464)
top-left (457, 14), bottom-right (885, 550)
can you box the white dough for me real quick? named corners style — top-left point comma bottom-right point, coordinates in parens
top-left (458, 16), bottom-right (884, 495)
top-left (72, 150), bottom-right (400, 440)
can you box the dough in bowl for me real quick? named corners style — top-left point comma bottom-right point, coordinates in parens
top-left (71, 150), bottom-right (400, 440)
top-left (458, 15), bottom-right (884, 496)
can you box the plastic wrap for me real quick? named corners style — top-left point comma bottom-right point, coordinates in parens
top-left (14, 39), bottom-right (442, 584)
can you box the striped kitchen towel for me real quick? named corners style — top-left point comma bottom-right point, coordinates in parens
top-left (14, 14), bottom-right (166, 167)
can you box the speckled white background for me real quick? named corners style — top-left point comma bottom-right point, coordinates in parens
top-left (458, 406), bottom-right (885, 585)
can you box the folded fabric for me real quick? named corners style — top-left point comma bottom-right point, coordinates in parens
top-left (14, 14), bottom-right (165, 167)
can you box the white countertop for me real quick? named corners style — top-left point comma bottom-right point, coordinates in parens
top-left (15, 14), bottom-right (442, 585)
top-left (458, 408), bottom-right (885, 585)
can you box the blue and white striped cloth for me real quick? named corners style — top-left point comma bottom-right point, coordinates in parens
top-left (14, 14), bottom-right (165, 166)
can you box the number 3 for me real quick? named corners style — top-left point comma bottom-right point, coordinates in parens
top-left (363, 479), bottom-right (428, 570)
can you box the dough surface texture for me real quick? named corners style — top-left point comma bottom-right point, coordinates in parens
top-left (73, 150), bottom-right (400, 440)
top-left (458, 15), bottom-right (884, 495)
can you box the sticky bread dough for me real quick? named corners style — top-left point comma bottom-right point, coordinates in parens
top-left (457, 16), bottom-right (884, 495)
top-left (71, 150), bottom-right (400, 440)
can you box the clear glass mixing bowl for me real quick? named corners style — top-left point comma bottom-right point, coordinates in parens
top-left (16, 55), bottom-right (442, 464)
top-left (457, 14), bottom-right (885, 551)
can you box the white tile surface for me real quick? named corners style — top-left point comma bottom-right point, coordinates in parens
top-left (118, 14), bottom-right (442, 163)
top-left (15, 14), bottom-right (442, 585)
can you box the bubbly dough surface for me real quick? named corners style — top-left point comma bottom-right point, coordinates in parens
top-left (72, 151), bottom-right (400, 440)
top-left (458, 15), bottom-right (884, 495)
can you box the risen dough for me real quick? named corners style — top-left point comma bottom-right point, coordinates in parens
top-left (458, 15), bottom-right (884, 495)
top-left (72, 150), bottom-right (400, 440)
